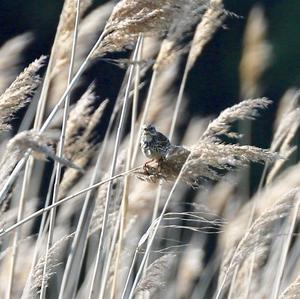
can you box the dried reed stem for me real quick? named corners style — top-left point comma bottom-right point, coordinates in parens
top-left (110, 34), bottom-right (144, 299)
top-left (58, 101), bottom-right (117, 299)
top-left (0, 165), bottom-right (143, 238)
top-left (88, 37), bottom-right (142, 299)
top-left (40, 1), bottom-right (81, 297)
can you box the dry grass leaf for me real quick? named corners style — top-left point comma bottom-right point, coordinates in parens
top-left (221, 160), bottom-right (300, 253)
top-left (231, 244), bottom-right (269, 298)
top-left (274, 89), bottom-right (300, 130)
top-left (0, 56), bottom-right (46, 131)
top-left (176, 245), bottom-right (203, 298)
top-left (266, 108), bottom-right (300, 184)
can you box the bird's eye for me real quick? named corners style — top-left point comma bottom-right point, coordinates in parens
top-left (149, 125), bottom-right (155, 133)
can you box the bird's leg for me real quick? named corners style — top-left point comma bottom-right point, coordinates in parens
top-left (143, 159), bottom-right (154, 173)
top-left (157, 157), bottom-right (164, 173)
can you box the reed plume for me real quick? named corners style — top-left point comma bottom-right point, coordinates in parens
top-left (94, 0), bottom-right (191, 55)
top-left (0, 56), bottom-right (46, 131)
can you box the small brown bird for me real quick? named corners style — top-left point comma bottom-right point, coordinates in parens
top-left (140, 124), bottom-right (172, 163)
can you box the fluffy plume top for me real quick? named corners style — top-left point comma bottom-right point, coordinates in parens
top-left (187, 0), bottom-right (227, 71)
top-left (94, 0), bottom-right (189, 55)
top-left (239, 5), bottom-right (272, 98)
top-left (201, 97), bottom-right (271, 142)
top-left (0, 56), bottom-right (46, 131)
top-left (154, 0), bottom-right (209, 71)
top-left (51, 0), bottom-right (92, 75)
top-left (59, 86), bottom-right (108, 198)
top-left (219, 188), bottom-right (299, 291)
top-left (29, 233), bottom-right (74, 295)
top-left (279, 274), bottom-right (300, 299)
top-left (64, 85), bottom-right (108, 156)
top-left (136, 98), bottom-right (277, 187)
top-left (135, 254), bottom-right (175, 295)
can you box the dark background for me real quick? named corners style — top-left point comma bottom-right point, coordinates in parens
top-left (0, 0), bottom-right (300, 183)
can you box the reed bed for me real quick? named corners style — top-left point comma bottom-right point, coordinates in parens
top-left (0, 1), bottom-right (299, 299)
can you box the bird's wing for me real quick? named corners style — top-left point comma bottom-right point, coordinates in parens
top-left (156, 132), bottom-right (171, 146)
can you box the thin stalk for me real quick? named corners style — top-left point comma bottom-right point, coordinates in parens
top-left (21, 167), bottom-right (56, 299)
top-left (34, 34), bottom-right (58, 130)
top-left (0, 165), bottom-right (143, 239)
top-left (242, 163), bottom-right (270, 299)
top-left (143, 56), bottom-right (189, 273)
top-left (227, 268), bottom-right (238, 299)
top-left (40, 2), bottom-right (81, 297)
top-left (109, 34), bottom-right (143, 299)
top-left (169, 57), bottom-right (189, 142)
top-left (215, 220), bottom-right (258, 299)
top-left (99, 208), bottom-right (122, 299)
top-left (271, 196), bottom-right (300, 299)
top-left (125, 154), bottom-right (193, 299)
top-left (58, 70), bottom-right (133, 299)
top-left (6, 157), bottom-right (33, 299)
top-left (59, 40), bottom-right (144, 299)
top-left (120, 248), bottom-right (138, 299)
top-left (88, 36), bottom-right (142, 299)
top-left (143, 183), bottom-right (161, 275)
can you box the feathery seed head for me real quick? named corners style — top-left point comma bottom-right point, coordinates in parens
top-left (93, 0), bottom-right (191, 56)
top-left (0, 56), bottom-right (46, 131)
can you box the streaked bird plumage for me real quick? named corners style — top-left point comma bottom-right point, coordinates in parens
top-left (140, 124), bottom-right (172, 161)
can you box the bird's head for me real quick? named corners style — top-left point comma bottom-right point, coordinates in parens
top-left (141, 124), bottom-right (157, 142)
top-left (142, 124), bottom-right (157, 135)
